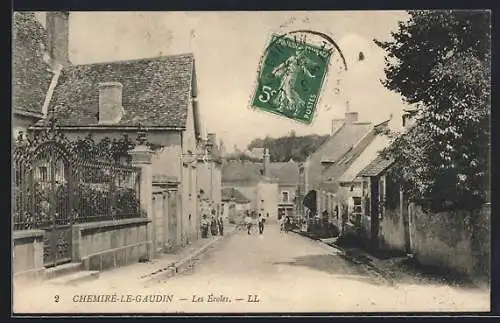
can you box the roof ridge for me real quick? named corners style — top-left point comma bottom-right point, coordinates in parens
top-left (308, 122), bottom-right (347, 158)
top-left (67, 52), bottom-right (195, 68)
top-left (332, 126), bottom-right (378, 166)
top-left (374, 119), bottom-right (391, 128)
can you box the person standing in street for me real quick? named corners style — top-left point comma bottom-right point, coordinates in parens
top-left (201, 214), bottom-right (209, 238)
top-left (245, 213), bottom-right (253, 235)
top-left (210, 215), bottom-right (218, 236)
top-left (218, 214), bottom-right (224, 236)
top-left (258, 213), bottom-right (265, 234)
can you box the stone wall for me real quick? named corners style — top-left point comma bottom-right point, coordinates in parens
top-left (73, 218), bottom-right (152, 271)
top-left (13, 229), bottom-right (45, 281)
top-left (409, 203), bottom-right (491, 278)
top-left (379, 207), bottom-right (406, 252)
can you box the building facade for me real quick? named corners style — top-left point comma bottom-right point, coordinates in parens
top-left (295, 111), bottom-right (373, 222)
top-left (221, 149), bottom-right (299, 222)
top-left (29, 11), bottom-right (205, 247)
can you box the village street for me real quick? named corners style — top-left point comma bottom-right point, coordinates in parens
top-left (14, 224), bottom-right (489, 313)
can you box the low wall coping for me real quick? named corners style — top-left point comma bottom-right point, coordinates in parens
top-left (13, 229), bottom-right (45, 240)
top-left (75, 217), bottom-right (151, 232)
top-left (80, 240), bottom-right (152, 262)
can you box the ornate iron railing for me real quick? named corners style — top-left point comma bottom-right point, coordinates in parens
top-left (13, 126), bottom-right (144, 231)
top-left (72, 161), bottom-right (142, 223)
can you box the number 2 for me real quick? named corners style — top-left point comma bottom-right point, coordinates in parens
top-left (54, 295), bottom-right (60, 303)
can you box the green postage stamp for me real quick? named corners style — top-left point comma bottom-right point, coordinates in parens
top-left (251, 34), bottom-right (332, 124)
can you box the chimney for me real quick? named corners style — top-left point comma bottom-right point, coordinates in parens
top-left (331, 118), bottom-right (344, 134)
top-left (263, 148), bottom-right (271, 178)
top-left (98, 82), bottom-right (125, 125)
top-left (46, 11), bottom-right (70, 70)
top-left (344, 112), bottom-right (359, 124)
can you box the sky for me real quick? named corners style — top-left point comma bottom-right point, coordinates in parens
top-left (36, 11), bottom-right (410, 151)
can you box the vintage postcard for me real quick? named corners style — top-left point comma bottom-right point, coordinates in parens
top-left (12, 10), bottom-right (491, 315)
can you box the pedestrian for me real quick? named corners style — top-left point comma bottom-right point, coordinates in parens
top-left (258, 213), bottom-right (265, 234)
top-left (210, 215), bottom-right (218, 236)
top-left (201, 214), bottom-right (209, 238)
top-left (245, 213), bottom-right (253, 235)
top-left (218, 214), bottom-right (224, 236)
top-left (284, 215), bottom-right (291, 233)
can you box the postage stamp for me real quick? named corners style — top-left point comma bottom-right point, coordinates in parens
top-left (251, 34), bottom-right (332, 124)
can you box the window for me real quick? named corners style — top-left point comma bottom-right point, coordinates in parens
top-left (281, 191), bottom-right (289, 203)
top-left (379, 177), bottom-right (386, 204)
top-left (352, 196), bottom-right (362, 214)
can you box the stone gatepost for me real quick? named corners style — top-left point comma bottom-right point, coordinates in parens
top-left (129, 145), bottom-right (155, 259)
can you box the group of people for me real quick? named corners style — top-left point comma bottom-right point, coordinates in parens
top-left (244, 211), bottom-right (266, 235)
top-left (201, 210), bottom-right (224, 238)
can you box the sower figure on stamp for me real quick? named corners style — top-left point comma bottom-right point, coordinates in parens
top-left (270, 47), bottom-right (318, 115)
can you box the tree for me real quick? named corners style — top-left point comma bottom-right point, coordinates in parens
top-left (247, 134), bottom-right (329, 162)
top-left (375, 10), bottom-right (491, 211)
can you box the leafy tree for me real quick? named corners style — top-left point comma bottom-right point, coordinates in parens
top-left (247, 134), bottom-right (329, 162)
top-left (375, 10), bottom-right (491, 211)
top-left (70, 133), bottom-right (137, 163)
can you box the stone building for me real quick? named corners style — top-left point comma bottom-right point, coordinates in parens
top-left (296, 111), bottom-right (372, 220)
top-left (221, 149), bottom-right (299, 222)
top-left (30, 11), bottom-right (204, 248)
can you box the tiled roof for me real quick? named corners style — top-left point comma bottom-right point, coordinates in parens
top-left (358, 155), bottom-right (395, 177)
top-left (36, 54), bottom-right (195, 127)
top-left (319, 120), bottom-right (391, 190)
top-left (317, 123), bottom-right (374, 188)
top-left (221, 160), bottom-right (299, 185)
top-left (222, 161), bottom-right (263, 183)
top-left (320, 122), bottom-right (374, 163)
top-left (268, 161), bottom-right (299, 185)
top-left (307, 122), bottom-right (373, 190)
top-left (337, 133), bottom-right (392, 183)
top-left (221, 187), bottom-right (251, 204)
top-left (12, 13), bottom-right (53, 116)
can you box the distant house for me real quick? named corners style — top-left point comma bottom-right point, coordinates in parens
top-left (221, 187), bottom-right (252, 221)
top-left (29, 14), bottom-right (204, 247)
top-left (271, 160), bottom-right (299, 219)
top-left (330, 121), bottom-right (392, 231)
top-left (296, 111), bottom-right (372, 220)
top-left (12, 12), bottom-right (68, 138)
top-left (355, 109), bottom-right (417, 251)
top-left (358, 155), bottom-right (399, 248)
top-left (221, 149), bottom-right (299, 221)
